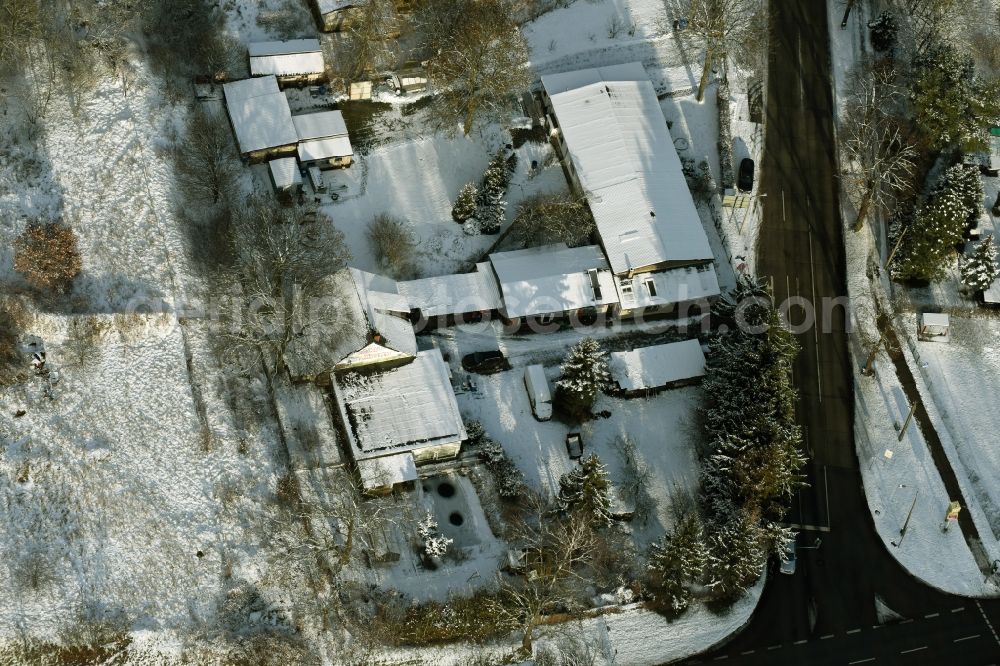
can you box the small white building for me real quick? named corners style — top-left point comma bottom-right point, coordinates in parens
top-left (609, 339), bottom-right (707, 396)
top-left (268, 157), bottom-right (302, 197)
top-left (616, 264), bottom-right (721, 318)
top-left (919, 312), bottom-right (950, 341)
top-left (332, 348), bottom-right (468, 492)
top-left (248, 39), bottom-right (326, 87)
top-left (292, 110), bottom-right (354, 168)
top-left (488, 243), bottom-right (619, 324)
top-left (223, 76), bottom-right (298, 161)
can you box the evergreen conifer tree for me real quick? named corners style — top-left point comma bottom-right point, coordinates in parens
top-left (648, 513), bottom-right (709, 612)
top-left (555, 337), bottom-right (609, 420)
top-left (962, 235), bottom-right (999, 292)
top-left (557, 454), bottom-right (613, 527)
top-left (893, 191), bottom-right (967, 281)
top-left (868, 12), bottom-right (897, 53)
top-left (452, 182), bottom-right (478, 222)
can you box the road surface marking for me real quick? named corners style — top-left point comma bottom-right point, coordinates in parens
top-left (740, 650), bottom-right (754, 655)
top-left (954, 634), bottom-right (980, 642)
top-left (767, 644), bottom-right (781, 650)
top-left (924, 612), bottom-right (939, 618)
top-left (782, 189), bottom-right (785, 221)
top-left (824, 466), bottom-right (830, 529)
top-left (713, 656), bottom-right (729, 661)
top-left (900, 619), bottom-right (913, 624)
top-left (780, 522), bottom-right (831, 532)
top-left (848, 659), bottom-right (875, 665)
top-left (846, 628), bottom-right (861, 634)
top-left (975, 600), bottom-right (1000, 646)
top-left (793, 639), bottom-right (807, 645)
top-left (808, 228), bottom-right (821, 403)
top-left (797, 35), bottom-right (804, 109)
top-left (900, 646), bottom-right (927, 654)
top-left (820, 634), bottom-right (834, 640)
top-left (952, 606), bottom-right (965, 613)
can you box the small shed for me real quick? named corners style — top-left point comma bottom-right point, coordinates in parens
top-left (292, 110), bottom-right (354, 168)
top-left (248, 39), bottom-right (326, 87)
top-left (390, 67), bottom-right (428, 95)
top-left (268, 157), bottom-right (302, 199)
top-left (919, 313), bottom-right (950, 341)
top-left (609, 339), bottom-right (707, 396)
top-left (349, 80), bottom-right (373, 100)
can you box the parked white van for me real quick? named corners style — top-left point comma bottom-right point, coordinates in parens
top-left (524, 364), bottom-right (553, 421)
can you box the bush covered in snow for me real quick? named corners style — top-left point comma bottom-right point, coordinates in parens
top-left (469, 421), bottom-right (526, 500)
top-left (555, 338), bottom-right (610, 421)
top-left (417, 511), bottom-right (453, 558)
top-left (962, 235), bottom-right (999, 292)
top-left (13, 222), bottom-right (82, 293)
top-left (366, 213), bottom-right (418, 279)
top-left (868, 12), bottom-right (898, 54)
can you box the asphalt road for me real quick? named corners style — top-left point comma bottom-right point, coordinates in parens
top-left (681, 0), bottom-right (1000, 663)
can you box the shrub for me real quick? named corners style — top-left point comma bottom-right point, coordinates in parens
top-left (452, 182), bottom-right (478, 222)
top-left (366, 213), bottom-right (418, 279)
top-left (390, 591), bottom-right (518, 645)
top-left (14, 222), bottom-right (82, 293)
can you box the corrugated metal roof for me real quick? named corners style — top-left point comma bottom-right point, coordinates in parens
top-left (268, 157), bottom-right (301, 189)
top-left (292, 110), bottom-right (349, 140)
top-left (609, 339), bottom-right (706, 391)
top-left (489, 244), bottom-right (620, 319)
top-left (248, 40), bottom-right (324, 79)
top-left (542, 65), bottom-right (713, 274)
top-left (298, 136), bottom-right (353, 161)
top-left (317, 0), bottom-right (361, 13)
top-left (397, 263), bottom-right (502, 317)
top-left (223, 76), bottom-right (298, 153)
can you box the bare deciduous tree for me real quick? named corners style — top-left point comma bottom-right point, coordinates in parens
top-left (175, 106), bottom-right (242, 205)
top-left (223, 198), bottom-right (352, 375)
top-left (366, 213), bottom-right (418, 279)
top-left (327, 0), bottom-right (402, 90)
top-left (486, 193), bottom-right (594, 254)
top-left (841, 60), bottom-right (916, 232)
top-left (419, 0), bottom-right (530, 135)
top-left (677, 0), bottom-right (765, 102)
top-left (490, 499), bottom-right (598, 653)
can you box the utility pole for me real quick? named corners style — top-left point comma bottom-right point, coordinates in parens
top-left (885, 226), bottom-right (908, 269)
top-left (841, 0), bottom-right (857, 28)
top-left (898, 401), bottom-right (916, 441)
top-left (893, 491), bottom-right (918, 547)
top-left (862, 329), bottom-right (886, 376)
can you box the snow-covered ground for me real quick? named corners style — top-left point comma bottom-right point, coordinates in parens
top-left (320, 129), bottom-right (567, 278)
top-left (832, 0), bottom-right (1000, 596)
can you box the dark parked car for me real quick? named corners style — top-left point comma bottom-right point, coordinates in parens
top-left (461, 350), bottom-right (510, 375)
top-left (566, 433), bottom-right (584, 459)
top-left (738, 157), bottom-right (755, 192)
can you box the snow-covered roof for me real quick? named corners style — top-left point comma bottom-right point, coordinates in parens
top-left (489, 244), bottom-right (619, 319)
top-left (397, 262), bottom-right (503, 317)
top-left (609, 339), bottom-right (707, 391)
top-left (292, 110), bottom-right (349, 140)
top-left (317, 0), bottom-right (361, 13)
top-left (920, 313), bottom-right (950, 329)
top-left (616, 264), bottom-right (721, 311)
top-left (541, 64), bottom-right (713, 274)
top-left (298, 136), bottom-right (353, 162)
top-left (283, 267), bottom-right (417, 379)
top-left (357, 452), bottom-right (417, 490)
top-left (292, 111), bottom-right (352, 161)
top-left (248, 40), bottom-right (325, 77)
top-left (223, 76), bottom-right (297, 154)
top-left (268, 157), bottom-right (301, 189)
top-left (333, 349), bottom-right (467, 459)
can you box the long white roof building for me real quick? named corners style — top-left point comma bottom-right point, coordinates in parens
top-left (541, 63), bottom-right (714, 276)
top-left (248, 39), bottom-right (325, 78)
top-left (222, 76), bottom-right (297, 154)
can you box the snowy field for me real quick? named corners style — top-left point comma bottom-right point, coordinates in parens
top-left (0, 313), bottom-right (311, 653)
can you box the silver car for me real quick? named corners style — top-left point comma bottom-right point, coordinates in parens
top-left (780, 540), bottom-right (797, 575)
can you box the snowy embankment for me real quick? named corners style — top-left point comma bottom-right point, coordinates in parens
top-left (831, 0), bottom-right (999, 596)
